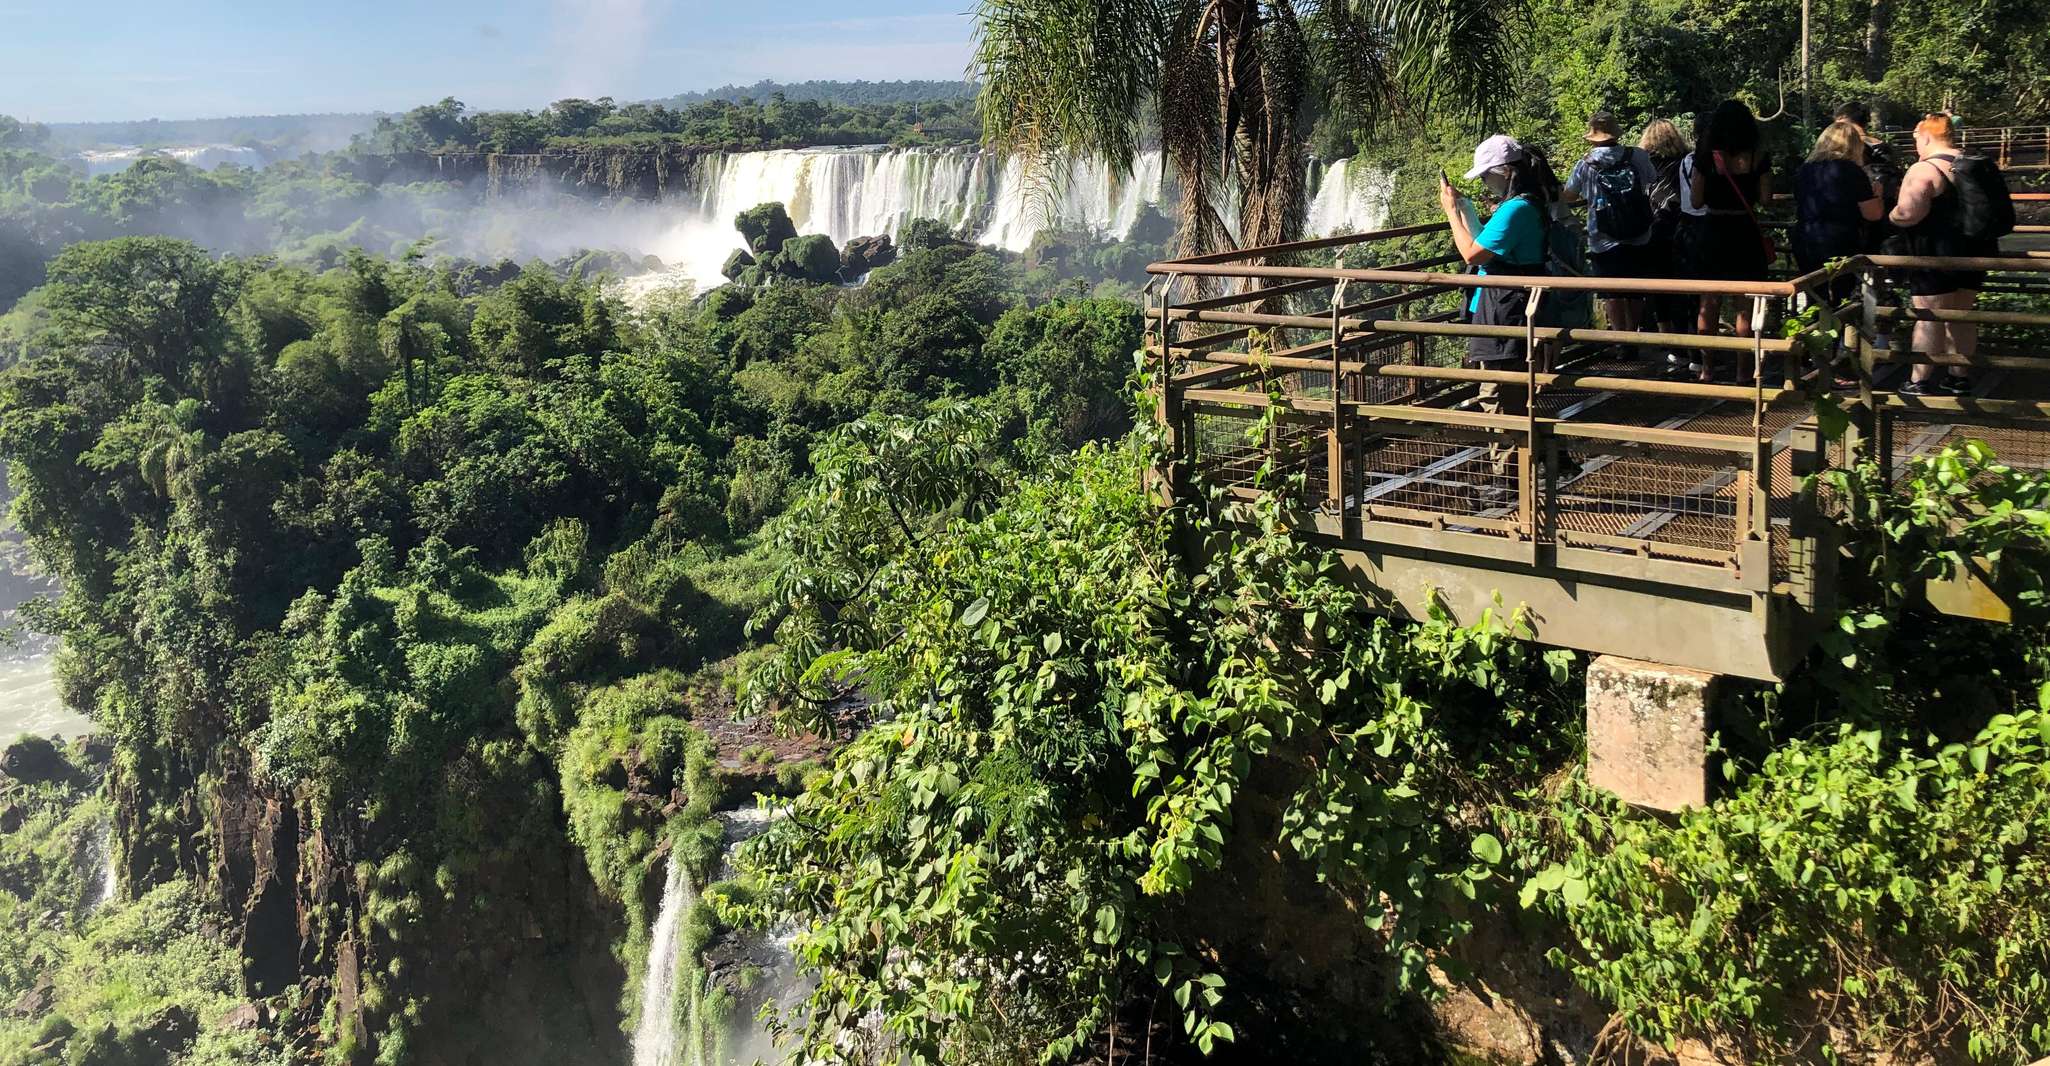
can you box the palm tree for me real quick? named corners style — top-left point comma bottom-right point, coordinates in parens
top-left (137, 400), bottom-right (210, 500)
top-left (974, 0), bottom-right (1520, 257)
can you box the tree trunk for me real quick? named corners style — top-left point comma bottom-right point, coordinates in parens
top-left (1863, 0), bottom-right (1894, 87)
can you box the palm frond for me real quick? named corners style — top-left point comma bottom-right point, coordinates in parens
top-left (1363, 0), bottom-right (1525, 129)
top-left (1161, 0), bottom-right (1230, 257)
top-left (975, 0), bottom-right (1169, 227)
top-left (1303, 0), bottom-right (1398, 141)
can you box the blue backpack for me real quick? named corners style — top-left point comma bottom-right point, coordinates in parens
top-left (1587, 148), bottom-right (1654, 244)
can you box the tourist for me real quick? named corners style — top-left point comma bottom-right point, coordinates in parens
top-left (1688, 99), bottom-right (1775, 382)
top-left (1793, 120), bottom-right (1883, 304)
top-left (1638, 118), bottom-right (1695, 368)
top-left (1891, 113), bottom-right (1995, 395)
top-left (1667, 113), bottom-right (1715, 377)
top-left (1439, 134), bottom-right (1550, 416)
top-left (1563, 110), bottom-right (1660, 345)
top-left (1835, 100), bottom-right (1907, 228)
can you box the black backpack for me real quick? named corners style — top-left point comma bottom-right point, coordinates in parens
top-left (1647, 155), bottom-right (1683, 216)
top-left (1587, 148), bottom-right (1654, 244)
top-left (1943, 152), bottom-right (2015, 242)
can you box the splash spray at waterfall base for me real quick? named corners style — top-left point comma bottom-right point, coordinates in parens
top-left (632, 810), bottom-right (806, 1066)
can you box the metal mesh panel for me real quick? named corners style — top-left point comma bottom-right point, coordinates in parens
top-left (1886, 411), bottom-right (2050, 481)
top-left (1550, 443), bottom-right (1746, 563)
top-left (1188, 409), bottom-right (1323, 494)
top-left (1354, 431), bottom-right (1521, 535)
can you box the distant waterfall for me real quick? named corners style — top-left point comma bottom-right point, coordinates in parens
top-left (633, 856), bottom-right (700, 1066)
top-left (1306, 157), bottom-right (1396, 240)
top-left (74, 144), bottom-right (268, 177)
top-left (82, 820), bottom-right (118, 912)
top-left (691, 148), bottom-right (998, 248)
top-left (977, 150), bottom-right (1169, 252)
top-left (544, 145), bottom-right (1394, 295)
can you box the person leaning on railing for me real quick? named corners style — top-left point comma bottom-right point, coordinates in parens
top-left (1890, 113), bottom-right (1994, 396)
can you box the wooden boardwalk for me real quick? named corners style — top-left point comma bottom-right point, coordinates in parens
top-left (1147, 225), bottom-right (2050, 679)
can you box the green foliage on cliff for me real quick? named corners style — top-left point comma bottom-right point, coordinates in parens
top-left (1507, 444), bottom-right (2050, 1062)
top-left (733, 413), bottom-right (1585, 1061)
top-left (0, 223), bottom-right (1141, 1060)
top-left (353, 94), bottom-right (981, 156)
top-left (721, 407), bottom-right (2050, 1065)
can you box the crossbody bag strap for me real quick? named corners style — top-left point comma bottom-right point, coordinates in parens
top-left (1716, 152), bottom-right (1761, 226)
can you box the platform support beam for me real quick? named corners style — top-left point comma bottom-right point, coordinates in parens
top-left (1585, 655), bottom-right (1717, 811)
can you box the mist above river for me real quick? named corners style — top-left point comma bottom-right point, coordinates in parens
top-left (78, 143), bottom-right (1394, 298)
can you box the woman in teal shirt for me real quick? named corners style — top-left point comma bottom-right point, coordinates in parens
top-left (1438, 134), bottom-right (1553, 369)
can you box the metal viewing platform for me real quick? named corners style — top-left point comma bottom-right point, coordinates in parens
top-left (1144, 216), bottom-right (2050, 683)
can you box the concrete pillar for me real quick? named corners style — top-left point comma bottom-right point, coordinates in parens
top-left (1585, 655), bottom-right (1716, 811)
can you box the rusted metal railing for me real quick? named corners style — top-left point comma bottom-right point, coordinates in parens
top-left (1145, 222), bottom-right (2050, 677)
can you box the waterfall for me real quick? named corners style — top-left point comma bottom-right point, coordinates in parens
top-left (629, 809), bottom-right (807, 1066)
top-left (633, 855), bottom-right (700, 1066)
top-left (83, 820), bottom-right (118, 911)
top-left (75, 144), bottom-right (268, 177)
top-left (976, 150), bottom-right (1167, 252)
top-left (97, 828), bottom-right (118, 902)
top-left (574, 145), bottom-right (1391, 296)
top-left (1306, 157), bottom-right (1395, 239)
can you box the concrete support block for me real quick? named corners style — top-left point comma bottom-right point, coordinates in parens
top-left (1585, 655), bottom-right (1716, 811)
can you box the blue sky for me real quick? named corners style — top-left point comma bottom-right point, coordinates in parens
top-left (2, 1), bottom-right (979, 123)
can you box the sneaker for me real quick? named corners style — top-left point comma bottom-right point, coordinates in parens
top-left (1898, 378), bottom-right (1940, 396)
top-left (1940, 375), bottom-right (1973, 396)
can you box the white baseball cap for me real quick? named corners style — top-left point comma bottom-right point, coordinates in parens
top-left (1463, 134), bottom-right (1527, 179)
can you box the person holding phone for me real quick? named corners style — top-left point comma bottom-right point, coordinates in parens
top-left (1438, 135), bottom-right (1553, 410)
top-left (1439, 135), bottom-right (1577, 478)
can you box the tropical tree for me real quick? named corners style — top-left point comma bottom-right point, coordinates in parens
top-left (973, 0), bottom-right (1522, 256)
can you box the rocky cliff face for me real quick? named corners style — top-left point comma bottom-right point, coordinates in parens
top-left (352, 146), bottom-right (721, 202)
top-left (107, 746), bottom-right (627, 1064)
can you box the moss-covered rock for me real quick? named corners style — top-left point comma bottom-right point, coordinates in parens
top-left (732, 203), bottom-right (798, 258)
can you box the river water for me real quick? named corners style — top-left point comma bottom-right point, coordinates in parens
top-left (1, 476), bottom-right (91, 741)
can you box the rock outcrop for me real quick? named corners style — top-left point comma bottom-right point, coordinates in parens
top-left (839, 234), bottom-right (897, 280)
top-left (735, 202), bottom-right (800, 258)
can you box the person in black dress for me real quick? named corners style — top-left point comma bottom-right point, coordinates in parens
top-left (1793, 120), bottom-right (1883, 304)
top-left (1688, 100), bottom-right (1775, 382)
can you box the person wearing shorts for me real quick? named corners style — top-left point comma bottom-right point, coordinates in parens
top-left (1564, 110), bottom-right (1660, 342)
top-left (1891, 113), bottom-right (1996, 395)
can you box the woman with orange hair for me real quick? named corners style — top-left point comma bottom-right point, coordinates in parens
top-left (1891, 114), bottom-right (1995, 395)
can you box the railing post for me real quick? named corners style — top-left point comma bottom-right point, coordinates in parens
top-left (1849, 264), bottom-right (1881, 459)
top-left (1522, 286), bottom-right (1545, 562)
top-left (1156, 273), bottom-right (1185, 505)
top-left (1748, 295), bottom-right (1771, 550)
top-left (1328, 268), bottom-right (1351, 516)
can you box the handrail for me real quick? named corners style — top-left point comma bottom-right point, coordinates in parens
top-left (1147, 261), bottom-right (1800, 298)
top-left (1143, 230), bottom-right (2050, 668)
top-left (1161, 221), bottom-right (1451, 265)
